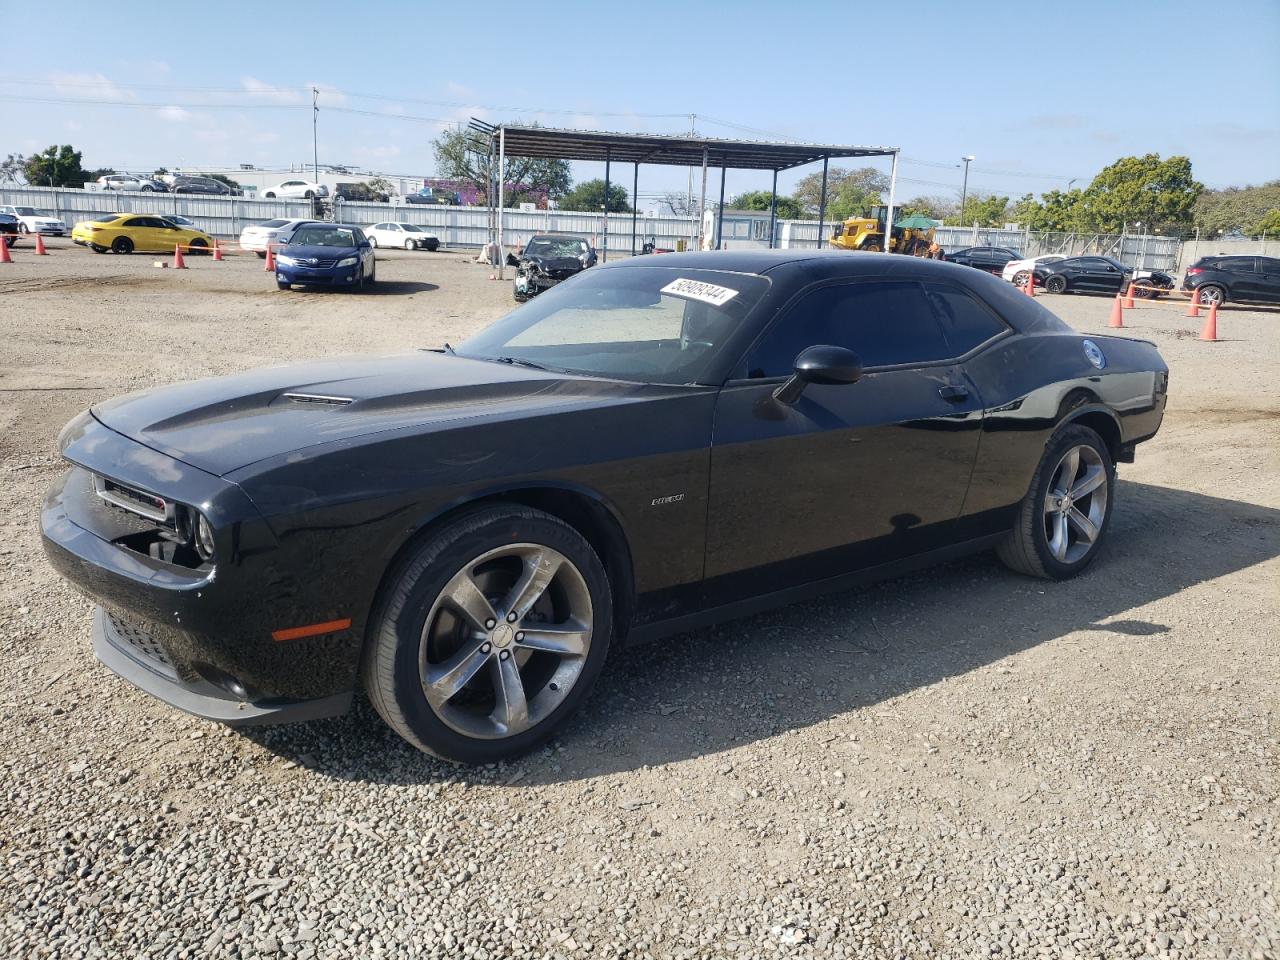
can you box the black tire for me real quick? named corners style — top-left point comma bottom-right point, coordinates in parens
top-left (304, 190), bottom-right (314, 200)
top-left (997, 423), bottom-right (1116, 580)
top-left (189, 238), bottom-right (208, 255)
top-left (1134, 280), bottom-right (1157, 300)
top-left (141, 185), bottom-right (153, 192)
top-left (111, 236), bottom-right (133, 255)
top-left (362, 505), bottom-right (613, 763)
top-left (1197, 283), bottom-right (1226, 307)
top-left (276, 280), bottom-right (291, 290)
top-left (1045, 274), bottom-right (1067, 294)
top-left (1012, 270), bottom-right (1030, 288)
top-left (18, 223), bottom-right (29, 234)
top-left (264, 192), bottom-right (275, 199)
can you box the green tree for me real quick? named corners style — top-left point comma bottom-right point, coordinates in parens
top-left (1075, 154), bottom-right (1202, 234)
top-left (730, 190), bottom-right (804, 220)
top-left (1010, 189), bottom-right (1087, 232)
top-left (432, 127), bottom-right (571, 206)
top-left (827, 178), bottom-right (887, 222)
top-left (947, 193), bottom-right (1011, 227)
top-left (1194, 181), bottom-right (1280, 236)
top-left (559, 178), bottom-right (632, 213)
top-left (23, 144), bottom-right (89, 187)
top-left (1254, 207), bottom-right (1280, 237)
top-left (792, 166), bottom-right (889, 216)
top-left (896, 194), bottom-right (955, 222)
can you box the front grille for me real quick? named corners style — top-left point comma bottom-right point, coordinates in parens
top-left (104, 611), bottom-right (178, 680)
top-left (295, 258), bottom-right (339, 268)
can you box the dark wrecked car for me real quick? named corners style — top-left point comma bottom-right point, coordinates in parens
top-left (508, 234), bottom-right (597, 302)
top-left (42, 250), bottom-right (1168, 764)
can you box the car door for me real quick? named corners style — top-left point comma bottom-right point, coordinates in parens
top-left (1220, 257), bottom-right (1260, 300)
top-left (1256, 257), bottom-right (1280, 303)
top-left (1077, 258), bottom-right (1118, 292)
top-left (704, 278), bottom-right (988, 602)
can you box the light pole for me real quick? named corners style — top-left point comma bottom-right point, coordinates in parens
top-left (959, 155), bottom-right (975, 226)
top-left (311, 87), bottom-right (319, 186)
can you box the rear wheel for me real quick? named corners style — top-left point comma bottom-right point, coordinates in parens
top-left (860, 241), bottom-right (883, 253)
top-left (111, 237), bottom-right (133, 255)
top-left (997, 424), bottom-right (1115, 580)
top-left (1045, 274), bottom-right (1067, 294)
top-left (1197, 283), bottom-right (1226, 306)
top-left (363, 505), bottom-right (613, 763)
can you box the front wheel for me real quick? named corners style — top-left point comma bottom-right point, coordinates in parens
top-left (1012, 270), bottom-right (1030, 288)
top-left (18, 223), bottom-right (29, 234)
top-left (860, 242), bottom-right (883, 253)
top-left (276, 280), bottom-right (291, 291)
top-left (188, 238), bottom-right (208, 255)
top-left (405, 239), bottom-right (415, 250)
top-left (1045, 274), bottom-right (1067, 294)
top-left (362, 505), bottom-right (613, 763)
top-left (997, 424), bottom-right (1115, 580)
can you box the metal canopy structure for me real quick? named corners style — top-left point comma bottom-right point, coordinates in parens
top-left (496, 125), bottom-right (896, 171)
top-left (484, 123), bottom-right (900, 273)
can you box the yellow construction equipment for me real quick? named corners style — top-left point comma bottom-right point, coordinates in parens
top-left (828, 205), bottom-right (941, 256)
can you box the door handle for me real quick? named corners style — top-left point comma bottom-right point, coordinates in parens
top-left (939, 384), bottom-right (969, 403)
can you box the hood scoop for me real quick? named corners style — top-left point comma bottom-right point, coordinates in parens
top-left (282, 392), bottom-right (354, 407)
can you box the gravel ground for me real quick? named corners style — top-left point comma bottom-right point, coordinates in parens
top-left (1, 242), bottom-right (1277, 959)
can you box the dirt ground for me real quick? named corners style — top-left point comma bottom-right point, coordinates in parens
top-left (1, 241), bottom-right (1277, 959)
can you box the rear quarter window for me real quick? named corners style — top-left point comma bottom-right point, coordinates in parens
top-left (922, 282), bottom-right (1008, 355)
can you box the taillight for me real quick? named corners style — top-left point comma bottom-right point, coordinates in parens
top-left (1186, 267), bottom-right (1203, 276)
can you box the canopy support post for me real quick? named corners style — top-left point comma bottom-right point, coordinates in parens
top-left (699, 146), bottom-right (709, 249)
top-left (768, 169), bottom-right (778, 249)
top-left (716, 164), bottom-right (726, 250)
top-left (817, 155), bottom-right (829, 249)
top-left (601, 147), bottom-right (611, 263)
top-left (497, 126), bottom-right (506, 279)
top-left (883, 150), bottom-right (899, 254)
top-left (631, 162), bottom-right (639, 256)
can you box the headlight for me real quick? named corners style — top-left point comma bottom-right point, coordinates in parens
top-left (336, 256), bottom-right (357, 267)
top-left (195, 513), bottom-right (216, 562)
top-left (276, 254), bottom-right (298, 265)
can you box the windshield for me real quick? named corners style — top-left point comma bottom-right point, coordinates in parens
top-left (524, 237), bottom-right (589, 258)
top-left (290, 226), bottom-right (357, 247)
top-left (457, 267), bottom-right (770, 384)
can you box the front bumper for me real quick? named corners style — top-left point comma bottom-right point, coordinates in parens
top-left (41, 416), bottom-right (364, 724)
top-left (276, 264), bottom-right (360, 285)
top-left (93, 606), bottom-right (351, 725)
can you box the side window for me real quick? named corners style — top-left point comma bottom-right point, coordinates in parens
top-left (123, 217), bottom-right (148, 227)
top-left (745, 281), bottom-right (951, 378)
top-left (1220, 257), bottom-right (1257, 273)
top-left (353, 229), bottom-right (367, 244)
top-left (922, 283), bottom-right (1007, 356)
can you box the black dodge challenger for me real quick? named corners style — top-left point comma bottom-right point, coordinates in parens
top-left (42, 251), bottom-right (1168, 763)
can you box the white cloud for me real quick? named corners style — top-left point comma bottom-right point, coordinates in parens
top-left (241, 76), bottom-right (305, 104)
top-left (157, 105), bottom-right (191, 123)
top-left (47, 71), bottom-right (127, 100)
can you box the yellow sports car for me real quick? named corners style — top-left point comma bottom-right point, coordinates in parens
top-left (71, 213), bottom-right (214, 255)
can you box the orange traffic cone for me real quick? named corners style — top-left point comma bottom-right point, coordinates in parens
top-left (1186, 287), bottom-right (1201, 318)
top-left (264, 244), bottom-right (275, 271)
top-left (34, 233), bottom-right (48, 255)
top-left (1025, 272), bottom-right (1035, 298)
top-left (212, 239), bottom-right (223, 261)
top-left (1199, 301), bottom-right (1219, 342)
top-left (1108, 294), bottom-right (1124, 328)
top-left (173, 244), bottom-right (187, 269)
top-left (0, 236), bottom-right (11, 263)
top-left (1123, 281), bottom-right (1135, 309)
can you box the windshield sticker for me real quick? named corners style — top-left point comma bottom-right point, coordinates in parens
top-left (660, 278), bottom-right (740, 307)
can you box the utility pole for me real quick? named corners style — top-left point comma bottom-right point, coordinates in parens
top-left (959, 155), bottom-right (975, 227)
top-left (311, 87), bottom-right (320, 185)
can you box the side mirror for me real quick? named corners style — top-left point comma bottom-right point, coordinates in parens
top-left (506, 252), bottom-right (520, 266)
top-left (773, 344), bottom-right (862, 405)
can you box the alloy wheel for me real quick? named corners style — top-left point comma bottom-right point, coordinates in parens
top-left (1043, 444), bottom-right (1108, 564)
top-left (418, 543), bottom-right (593, 740)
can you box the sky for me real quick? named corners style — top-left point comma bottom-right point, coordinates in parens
top-left (2, 0), bottom-right (1278, 209)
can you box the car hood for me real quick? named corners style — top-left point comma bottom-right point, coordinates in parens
top-left (89, 352), bottom-right (653, 476)
top-left (280, 244), bottom-right (358, 259)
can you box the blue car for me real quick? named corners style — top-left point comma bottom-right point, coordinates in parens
top-left (275, 222), bottom-right (376, 291)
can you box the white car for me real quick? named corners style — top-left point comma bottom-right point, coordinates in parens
top-left (1002, 254), bottom-right (1067, 286)
top-left (0, 205), bottom-right (66, 235)
top-left (262, 180), bottom-right (329, 200)
top-left (365, 221), bottom-right (440, 251)
top-left (97, 173), bottom-right (165, 192)
top-left (239, 218), bottom-right (311, 257)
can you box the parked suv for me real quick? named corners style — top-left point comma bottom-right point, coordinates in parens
top-left (1182, 255), bottom-right (1280, 306)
